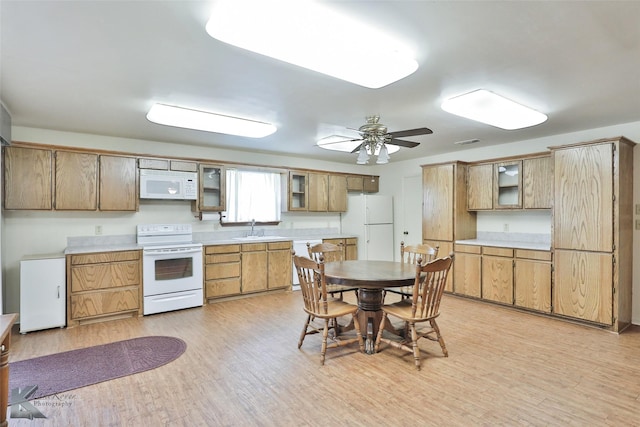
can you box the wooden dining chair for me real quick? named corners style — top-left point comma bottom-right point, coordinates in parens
top-left (385, 241), bottom-right (439, 299)
top-left (293, 254), bottom-right (365, 365)
top-left (307, 242), bottom-right (358, 301)
top-left (374, 254), bottom-right (454, 370)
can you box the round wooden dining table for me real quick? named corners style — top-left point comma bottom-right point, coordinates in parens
top-left (324, 260), bottom-right (418, 353)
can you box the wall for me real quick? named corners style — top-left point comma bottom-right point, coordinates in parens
top-left (378, 119), bottom-right (640, 325)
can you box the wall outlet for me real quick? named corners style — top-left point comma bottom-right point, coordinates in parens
top-left (503, 223), bottom-right (509, 232)
top-left (636, 219), bottom-right (640, 230)
top-left (95, 225), bottom-right (103, 235)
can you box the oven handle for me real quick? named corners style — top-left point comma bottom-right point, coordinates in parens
top-left (143, 247), bottom-right (202, 255)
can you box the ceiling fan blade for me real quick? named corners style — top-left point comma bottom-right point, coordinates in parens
top-left (319, 138), bottom-right (362, 146)
top-left (388, 127), bottom-right (433, 138)
top-left (351, 142), bottom-right (365, 153)
top-left (386, 139), bottom-right (420, 148)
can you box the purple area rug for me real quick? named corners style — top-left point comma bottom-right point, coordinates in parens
top-left (9, 336), bottom-right (186, 401)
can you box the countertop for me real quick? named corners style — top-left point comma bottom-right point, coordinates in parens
top-left (455, 232), bottom-right (551, 251)
top-left (65, 228), bottom-right (357, 254)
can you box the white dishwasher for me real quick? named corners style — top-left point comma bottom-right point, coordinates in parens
top-left (20, 254), bottom-right (66, 333)
top-left (292, 239), bottom-right (322, 290)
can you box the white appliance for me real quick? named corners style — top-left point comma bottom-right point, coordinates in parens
top-left (292, 239), bottom-right (322, 290)
top-left (340, 194), bottom-right (394, 261)
top-left (137, 224), bottom-right (203, 315)
top-left (20, 255), bottom-right (66, 333)
top-left (139, 169), bottom-right (198, 200)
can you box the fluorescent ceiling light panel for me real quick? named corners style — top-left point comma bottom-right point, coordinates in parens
top-left (316, 135), bottom-right (399, 154)
top-left (206, 0), bottom-right (418, 89)
top-left (441, 89), bottom-right (547, 130)
top-left (146, 104), bottom-right (276, 138)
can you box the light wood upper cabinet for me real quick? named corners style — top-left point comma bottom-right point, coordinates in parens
top-left (138, 157), bottom-right (197, 172)
top-left (523, 156), bottom-right (552, 209)
top-left (3, 146), bottom-right (53, 210)
top-left (554, 143), bottom-right (613, 252)
top-left (363, 175), bottom-right (379, 193)
top-left (423, 163), bottom-right (455, 242)
top-left (328, 174), bottom-right (347, 212)
top-left (467, 163), bottom-right (493, 210)
top-left (99, 155), bottom-right (138, 211)
top-left (308, 172), bottom-right (328, 211)
top-left (288, 171), bottom-right (308, 211)
top-left (493, 160), bottom-right (522, 209)
top-left (288, 171), bottom-right (347, 212)
top-left (55, 151), bottom-right (98, 210)
top-left (196, 164), bottom-right (225, 212)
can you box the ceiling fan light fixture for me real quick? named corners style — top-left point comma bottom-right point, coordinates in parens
top-left (146, 103), bottom-right (276, 138)
top-left (356, 148), bottom-right (370, 164)
top-left (206, 0), bottom-right (418, 89)
top-left (441, 89), bottom-right (547, 130)
top-left (376, 144), bottom-right (390, 164)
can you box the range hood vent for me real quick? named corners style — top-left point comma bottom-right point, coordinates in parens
top-left (0, 102), bottom-right (12, 146)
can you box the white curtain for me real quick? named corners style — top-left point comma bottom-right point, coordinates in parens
top-left (225, 169), bottom-right (281, 223)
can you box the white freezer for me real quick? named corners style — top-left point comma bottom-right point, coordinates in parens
top-left (341, 194), bottom-right (394, 261)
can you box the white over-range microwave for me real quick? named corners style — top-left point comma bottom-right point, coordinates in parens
top-left (139, 169), bottom-right (198, 200)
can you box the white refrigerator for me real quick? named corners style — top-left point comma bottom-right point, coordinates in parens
top-left (340, 194), bottom-right (394, 261)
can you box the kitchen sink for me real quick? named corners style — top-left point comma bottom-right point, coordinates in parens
top-left (232, 235), bottom-right (286, 241)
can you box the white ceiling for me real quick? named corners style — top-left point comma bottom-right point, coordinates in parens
top-left (1, 0), bottom-right (639, 164)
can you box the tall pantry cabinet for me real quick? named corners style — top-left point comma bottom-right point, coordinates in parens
top-left (551, 137), bottom-right (634, 332)
top-left (422, 162), bottom-right (476, 291)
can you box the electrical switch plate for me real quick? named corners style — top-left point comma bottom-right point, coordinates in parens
top-left (636, 220), bottom-right (640, 230)
top-left (636, 204), bottom-right (640, 215)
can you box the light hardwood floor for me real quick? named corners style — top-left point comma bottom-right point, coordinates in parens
top-left (7, 291), bottom-right (640, 426)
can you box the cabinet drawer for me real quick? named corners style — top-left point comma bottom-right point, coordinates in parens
top-left (70, 288), bottom-right (139, 319)
top-left (206, 253), bottom-right (241, 264)
top-left (454, 244), bottom-right (481, 254)
top-left (205, 263), bottom-right (241, 280)
top-left (515, 249), bottom-right (551, 261)
top-left (205, 244), bottom-right (240, 254)
top-left (268, 241), bottom-right (292, 250)
top-left (206, 278), bottom-right (241, 298)
top-left (71, 261), bottom-right (140, 292)
top-left (71, 250), bottom-right (140, 265)
top-left (242, 243), bottom-right (267, 251)
top-left (483, 247), bottom-right (513, 257)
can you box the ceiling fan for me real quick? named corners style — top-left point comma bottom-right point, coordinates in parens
top-left (348, 115), bottom-right (433, 153)
top-left (318, 115), bottom-right (432, 164)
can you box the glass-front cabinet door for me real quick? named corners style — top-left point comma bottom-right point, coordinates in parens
top-left (493, 161), bottom-right (522, 208)
top-left (288, 171), bottom-right (308, 211)
top-left (198, 164), bottom-right (225, 211)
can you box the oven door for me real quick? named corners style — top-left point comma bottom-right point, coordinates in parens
top-left (143, 245), bottom-right (203, 297)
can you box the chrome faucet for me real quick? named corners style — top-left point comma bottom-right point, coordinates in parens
top-left (250, 218), bottom-right (256, 236)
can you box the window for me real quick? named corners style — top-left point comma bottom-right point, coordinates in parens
top-left (223, 168), bottom-right (282, 223)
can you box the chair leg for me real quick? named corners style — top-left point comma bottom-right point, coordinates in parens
top-left (298, 314), bottom-right (311, 349)
top-left (351, 313), bottom-right (365, 353)
top-left (430, 318), bottom-right (448, 357)
top-left (320, 319), bottom-right (330, 365)
top-left (410, 322), bottom-right (421, 370)
top-left (374, 313), bottom-right (387, 353)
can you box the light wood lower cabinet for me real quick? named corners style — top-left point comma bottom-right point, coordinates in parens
top-left (481, 247), bottom-right (514, 304)
top-left (455, 244), bottom-right (553, 313)
top-left (67, 250), bottom-right (141, 326)
top-left (553, 249), bottom-right (612, 324)
top-left (205, 241), bottom-right (292, 300)
top-left (323, 238), bottom-right (358, 260)
top-left (204, 244), bottom-right (241, 300)
top-left (514, 249), bottom-right (552, 313)
top-left (453, 244), bottom-right (481, 298)
top-left (268, 241), bottom-right (292, 289)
